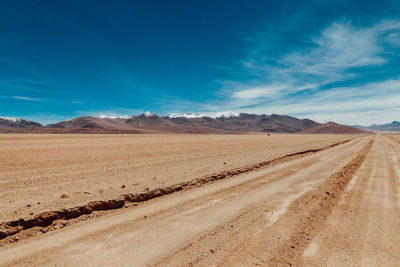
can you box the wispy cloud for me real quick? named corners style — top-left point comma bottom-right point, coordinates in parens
top-left (230, 20), bottom-right (400, 97)
top-left (12, 95), bottom-right (42, 101)
top-left (232, 84), bottom-right (287, 100)
top-left (220, 77), bottom-right (400, 125)
top-left (0, 77), bottom-right (47, 93)
top-left (281, 22), bottom-right (385, 73)
top-left (209, 19), bottom-right (400, 124)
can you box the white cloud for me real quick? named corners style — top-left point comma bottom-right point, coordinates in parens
top-left (12, 95), bottom-right (42, 101)
top-left (386, 33), bottom-right (400, 45)
top-left (211, 20), bottom-right (400, 124)
top-left (228, 78), bottom-right (400, 125)
top-left (285, 22), bottom-right (386, 73)
top-left (232, 84), bottom-right (287, 99)
top-left (237, 21), bottom-right (400, 93)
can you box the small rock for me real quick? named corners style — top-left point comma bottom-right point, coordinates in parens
top-left (210, 249), bottom-right (214, 253)
top-left (60, 194), bottom-right (68, 199)
top-left (121, 184), bottom-right (126, 188)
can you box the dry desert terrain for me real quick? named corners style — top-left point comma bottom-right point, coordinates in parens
top-left (1, 133), bottom-right (400, 266)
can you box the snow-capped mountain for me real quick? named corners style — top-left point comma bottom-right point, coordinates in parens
top-left (142, 111), bottom-right (157, 117)
top-left (165, 111), bottom-right (239, 119)
top-left (213, 112), bottom-right (239, 118)
top-left (166, 113), bottom-right (204, 119)
top-left (0, 116), bottom-right (42, 131)
top-left (98, 115), bottom-right (131, 119)
top-left (98, 111), bottom-right (157, 119)
top-left (0, 117), bottom-right (21, 122)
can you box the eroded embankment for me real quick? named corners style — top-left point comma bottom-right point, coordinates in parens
top-left (266, 138), bottom-right (373, 265)
top-left (0, 138), bottom-right (354, 242)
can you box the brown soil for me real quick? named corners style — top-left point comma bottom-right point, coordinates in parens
top-left (0, 137), bottom-right (350, 241)
top-left (2, 134), bottom-right (398, 266)
top-left (0, 134), bottom-right (353, 223)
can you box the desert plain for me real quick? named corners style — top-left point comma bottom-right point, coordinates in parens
top-left (1, 133), bottom-right (400, 266)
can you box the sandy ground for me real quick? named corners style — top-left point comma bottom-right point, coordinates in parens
top-left (0, 134), bottom-right (352, 222)
top-left (2, 134), bottom-right (399, 266)
top-left (300, 134), bottom-right (400, 266)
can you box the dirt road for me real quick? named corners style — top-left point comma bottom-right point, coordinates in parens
top-left (1, 134), bottom-right (399, 266)
top-left (301, 135), bottom-right (400, 266)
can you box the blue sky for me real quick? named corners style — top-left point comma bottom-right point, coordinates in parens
top-left (1, 0), bottom-right (400, 125)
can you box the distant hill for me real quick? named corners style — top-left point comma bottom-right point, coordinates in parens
top-left (0, 112), bottom-right (370, 134)
top-left (300, 122), bottom-right (371, 134)
top-left (46, 116), bottom-right (142, 133)
top-left (354, 121), bottom-right (400, 132)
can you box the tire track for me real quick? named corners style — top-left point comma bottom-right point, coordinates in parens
top-left (301, 135), bottom-right (400, 266)
top-left (151, 137), bottom-right (371, 266)
top-left (216, 137), bottom-right (373, 266)
top-left (268, 138), bottom-right (373, 266)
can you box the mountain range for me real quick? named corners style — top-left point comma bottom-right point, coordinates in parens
top-left (353, 121), bottom-right (400, 132)
top-left (0, 112), bottom-right (370, 134)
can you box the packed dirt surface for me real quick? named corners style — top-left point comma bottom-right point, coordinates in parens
top-left (0, 134), bottom-right (353, 222)
top-left (300, 134), bottom-right (400, 266)
top-left (386, 134), bottom-right (400, 143)
top-left (2, 134), bottom-right (399, 266)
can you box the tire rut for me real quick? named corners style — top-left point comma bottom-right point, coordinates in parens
top-left (214, 137), bottom-right (373, 266)
top-left (267, 138), bottom-right (374, 266)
